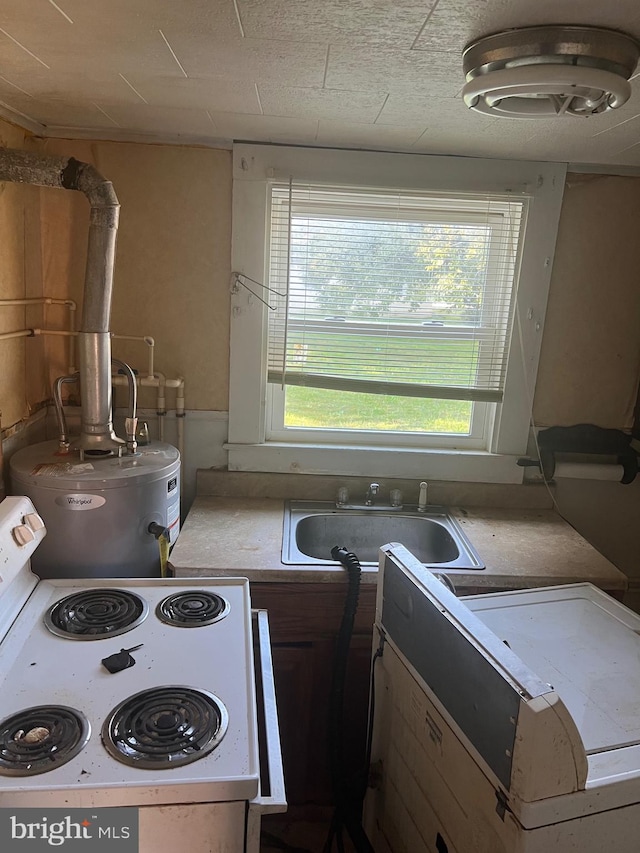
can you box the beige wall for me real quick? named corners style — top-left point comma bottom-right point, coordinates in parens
top-left (531, 173), bottom-right (640, 589)
top-left (33, 145), bottom-right (640, 425)
top-left (0, 119), bottom-right (49, 432)
top-left (35, 138), bottom-right (232, 412)
top-left (534, 172), bottom-right (640, 429)
top-left (19, 141), bottom-right (640, 431)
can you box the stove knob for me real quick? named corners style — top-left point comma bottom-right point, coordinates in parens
top-left (24, 512), bottom-right (45, 532)
top-left (12, 524), bottom-right (35, 546)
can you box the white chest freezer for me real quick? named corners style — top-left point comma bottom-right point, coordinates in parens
top-left (364, 544), bottom-right (640, 853)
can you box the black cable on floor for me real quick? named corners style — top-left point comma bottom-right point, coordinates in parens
top-left (362, 633), bottom-right (385, 801)
top-left (322, 546), bottom-right (375, 853)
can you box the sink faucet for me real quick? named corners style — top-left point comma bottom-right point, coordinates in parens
top-left (365, 482), bottom-right (379, 506)
top-left (417, 481), bottom-right (429, 512)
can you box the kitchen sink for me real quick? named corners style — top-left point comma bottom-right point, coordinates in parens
top-left (282, 501), bottom-right (484, 570)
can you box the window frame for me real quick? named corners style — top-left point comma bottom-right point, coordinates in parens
top-left (227, 144), bottom-right (567, 483)
top-left (266, 385), bottom-right (492, 448)
top-left (265, 186), bottom-right (524, 446)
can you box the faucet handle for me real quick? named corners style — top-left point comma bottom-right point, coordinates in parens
top-left (418, 481), bottom-right (429, 511)
top-left (336, 486), bottom-right (349, 507)
top-left (390, 489), bottom-right (403, 507)
top-left (364, 482), bottom-right (380, 506)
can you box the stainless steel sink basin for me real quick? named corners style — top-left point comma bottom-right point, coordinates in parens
top-left (283, 501), bottom-right (484, 570)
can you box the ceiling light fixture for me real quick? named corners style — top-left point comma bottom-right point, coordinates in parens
top-left (462, 25), bottom-right (640, 118)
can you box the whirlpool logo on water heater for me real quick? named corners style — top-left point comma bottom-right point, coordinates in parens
top-left (55, 494), bottom-right (106, 511)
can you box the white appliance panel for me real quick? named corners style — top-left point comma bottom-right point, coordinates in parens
top-left (0, 578), bottom-right (259, 806)
top-left (365, 545), bottom-right (640, 853)
top-left (466, 584), bottom-right (640, 755)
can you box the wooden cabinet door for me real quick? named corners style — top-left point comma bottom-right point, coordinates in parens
top-left (251, 583), bottom-right (376, 806)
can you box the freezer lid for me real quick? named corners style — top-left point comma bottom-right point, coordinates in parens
top-left (466, 582), bottom-right (640, 762)
top-left (378, 544), bottom-right (587, 801)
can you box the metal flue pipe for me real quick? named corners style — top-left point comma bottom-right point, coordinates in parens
top-left (0, 149), bottom-right (123, 453)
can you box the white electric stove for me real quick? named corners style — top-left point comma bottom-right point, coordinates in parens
top-left (0, 496), bottom-right (286, 852)
top-left (364, 543), bottom-right (640, 853)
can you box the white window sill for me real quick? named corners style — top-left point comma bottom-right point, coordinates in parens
top-left (224, 442), bottom-right (525, 484)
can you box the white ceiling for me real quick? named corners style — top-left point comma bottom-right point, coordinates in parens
top-left (2, 0), bottom-right (640, 167)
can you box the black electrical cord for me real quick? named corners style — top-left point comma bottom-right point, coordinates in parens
top-left (322, 546), bottom-right (375, 853)
top-left (363, 631), bottom-right (385, 803)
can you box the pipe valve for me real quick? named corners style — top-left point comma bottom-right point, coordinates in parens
top-left (148, 522), bottom-right (170, 540)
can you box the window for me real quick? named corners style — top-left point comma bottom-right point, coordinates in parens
top-left (228, 145), bottom-right (567, 482)
top-left (266, 184), bottom-right (525, 449)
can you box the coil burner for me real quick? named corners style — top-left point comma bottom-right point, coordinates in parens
top-left (0, 705), bottom-right (90, 776)
top-left (101, 686), bottom-right (229, 769)
top-left (156, 591), bottom-right (230, 627)
top-left (45, 589), bottom-right (149, 640)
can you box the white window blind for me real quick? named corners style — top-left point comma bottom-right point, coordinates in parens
top-left (266, 183), bottom-right (526, 404)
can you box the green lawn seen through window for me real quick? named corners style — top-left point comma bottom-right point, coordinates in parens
top-left (286, 330), bottom-right (480, 386)
top-left (281, 329), bottom-right (477, 433)
top-left (284, 386), bottom-right (472, 434)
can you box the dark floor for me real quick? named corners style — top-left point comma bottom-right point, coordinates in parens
top-left (260, 812), bottom-right (357, 853)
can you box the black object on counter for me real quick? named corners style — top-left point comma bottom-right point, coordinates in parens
top-left (101, 644), bottom-right (143, 674)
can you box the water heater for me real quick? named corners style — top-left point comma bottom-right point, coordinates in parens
top-left (1, 149), bottom-right (182, 579)
top-left (10, 440), bottom-right (180, 579)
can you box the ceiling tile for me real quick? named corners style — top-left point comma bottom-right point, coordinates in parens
top-left (237, 0), bottom-right (436, 49)
top-left (257, 85), bottom-right (387, 122)
top-left (412, 134), bottom-right (545, 161)
top-left (165, 35), bottom-right (328, 86)
top-left (0, 6), bottom-right (180, 79)
top-left (0, 95), bottom-right (115, 130)
top-left (325, 45), bottom-right (462, 96)
top-left (377, 93), bottom-right (496, 129)
top-left (413, 0), bottom-right (640, 54)
top-left (40, 0), bottom-right (241, 43)
top-left (0, 89), bottom-right (41, 129)
top-left (0, 1), bottom-right (74, 69)
top-left (120, 76), bottom-right (261, 114)
top-left (316, 119), bottom-right (426, 149)
top-left (555, 117), bottom-right (640, 163)
top-left (87, 103), bottom-right (216, 136)
top-left (0, 28), bottom-right (53, 79)
top-left (207, 112), bottom-right (319, 143)
top-left (608, 144), bottom-right (640, 166)
top-left (0, 0), bottom-right (640, 166)
top-left (413, 116), bottom-right (538, 157)
top-left (0, 68), bottom-right (150, 108)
